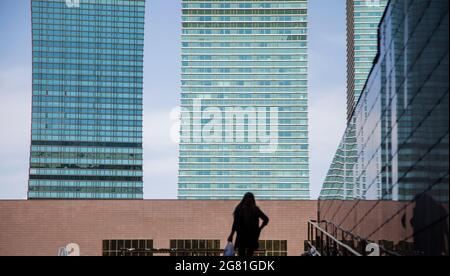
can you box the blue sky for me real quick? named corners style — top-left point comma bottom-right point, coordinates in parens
top-left (0, 0), bottom-right (347, 200)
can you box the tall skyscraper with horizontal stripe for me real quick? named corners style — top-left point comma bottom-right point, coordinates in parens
top-left (179, 0), bottom-right (310, 200)
top-left (28, 0), bottom-right (145, 199)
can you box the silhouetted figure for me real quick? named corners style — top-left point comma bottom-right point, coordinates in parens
top-left (228, 193), bottom-right (269, 257)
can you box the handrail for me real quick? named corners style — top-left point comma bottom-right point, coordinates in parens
top-left (308, 220), bottom-right (362, 256)
top-left (318, 220), bottom-right (402, 256)
top-left (320, 220), bottom-right (364, 242)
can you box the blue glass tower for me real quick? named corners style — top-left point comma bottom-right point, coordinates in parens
top-left (28, 0), bottom-right (145, 199)
top-left (320, 0), bottom-right (388, 200)
top-left (318, 0), bottom-right (448, 256)
top-left (321, 0), bottom-right (449, 202)
top-left (179, 0), bottom-right (310, 200)
top-left (346, 0), bottom-right (388, 121)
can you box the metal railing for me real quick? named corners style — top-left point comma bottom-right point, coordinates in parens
top-left (307, 220), bottom-right (402, 256)
top-left (307, 220), bottom-right (363, 256)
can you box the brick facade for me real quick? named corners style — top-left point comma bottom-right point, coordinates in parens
top-left (0, 200), bottom-right (318, 256)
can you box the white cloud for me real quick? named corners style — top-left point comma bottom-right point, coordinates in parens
top-left (309, 88), bottom-right (347, 199)
top-left (145, 155), bottom-right (178, 176)
top-left (0, 66), bottom-right (32, 199)
top-left (143, 155), bottom-right (178, 199)
top-left (143, 109), bottom-right (179, 152)
top-left (0, 159), bottom-right (28, 199)
top-left (143, 108), bottom-right (179, 199)
top-left (308, 15), bottom-right (347, 199)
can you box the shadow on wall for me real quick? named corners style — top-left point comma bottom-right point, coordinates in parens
top-left (408, 194), bottom-right (449, 256)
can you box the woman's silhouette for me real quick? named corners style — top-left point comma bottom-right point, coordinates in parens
top-left (228, 193), bottom-right (269, 257)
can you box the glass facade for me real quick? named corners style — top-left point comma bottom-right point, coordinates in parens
top-left (319, 120), bottom-right (357, 200)
top-left (319, 0), bottom-right (449, 256)
top-left (179, 0), bottom-right (310, 200)
top-left (321, 0), bottom-right (388, 200)
top-left (347, 0), bottom-right (388, 121)
top-left (28, 0), bottom-right (146, 199)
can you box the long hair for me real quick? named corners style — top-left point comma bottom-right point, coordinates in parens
top-left (234, 192), bottom-right (257, 216)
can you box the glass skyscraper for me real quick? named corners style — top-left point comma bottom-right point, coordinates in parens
top-left (346, 0), bottom-right (387, 121)
top-left (179, 0), bottom-right (310, 200)
top-left (321, 0), bottom-right (449, 201)
top-left (318, 0), bottom-right (448, 255)
top-left (321, 0), bottom-right (388, 200)
top-left (28, 0), bottom-right (145, 199)
top-left (319, 121), bottom-right (357, 200)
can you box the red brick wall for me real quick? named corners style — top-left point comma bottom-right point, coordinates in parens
top-left (319, 200), bottom-right (450, 248)
top-left (0, 200), bottom-right (318, 256)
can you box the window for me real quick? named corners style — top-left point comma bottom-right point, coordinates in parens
top-left (256, 240), bottom-right (288, 256)
top-left (170, 240), bottom-right (221, 256)
top-left (102, 240), bottom-right (153, 256)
